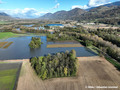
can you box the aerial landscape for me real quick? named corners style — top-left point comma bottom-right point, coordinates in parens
top-left (0, 0), bottom-right (120, 90)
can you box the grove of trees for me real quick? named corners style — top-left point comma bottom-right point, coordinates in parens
top-left (29, 37), bottom-right (43, 48)
top-left (30, 50), bottom-right (78, 80)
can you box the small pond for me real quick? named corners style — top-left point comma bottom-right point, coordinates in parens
top-left (23, 24), bottom-right (34, 27)
top-left (46, 24), bottom-right (64, 26)
top-left (0, 36), bottom-right (97, 60)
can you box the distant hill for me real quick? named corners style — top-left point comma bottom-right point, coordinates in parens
top-left (0, 12), bottom-right (9, 16)
top-left (0, 12), bottom-right (13, 20)
top-left (39, 8), bottom-right (86, 20)
top-left (87, 1), bottom-right (120, 11)
top-left (74, 6), bottom-right (120, 21)
top-left (104, 1), bottom-right (120, 7)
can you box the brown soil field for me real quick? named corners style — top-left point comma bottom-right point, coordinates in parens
top-left (47, 44), bottom-right (83, 48)
top-left (17, 56), bottom-right (120, 90)
top-left (83, 25), bottom-right (119, 30)
top-left (3, 42), bottom-right (13, 48)
top-left (0, 42), bottom-right (8, 48)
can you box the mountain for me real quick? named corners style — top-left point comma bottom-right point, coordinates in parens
top-left (0, 12), bottom-right (13, 20)
top-left (39, 8), bottom-right (86, 20)
top-left (74, 5), bottom-right (120, 22)
top-left (87, 1), bottom-right (120, 11)
top-left (40, 1), bottom-right (120, 22)
top-left (104, 1), bottom-right (120, 7)
top-left (0, 12), bottom-right (9, 16)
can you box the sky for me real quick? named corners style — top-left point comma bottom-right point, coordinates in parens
top-left (0, 0), bottom-right (119, 18)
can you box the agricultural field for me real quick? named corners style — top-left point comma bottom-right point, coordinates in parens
top-left (47, 44), bottom-right (83, 48)
top-left (0, 21), bottom-right (11, 25)
top-left (3, 42), bottom-right (13, 49)
top-left (0, 42), bottom-right (13, 49)
top-left (0, 62), bottom-right (22, 90)
top-left (17, 56), bottom-right (120, 90)
top-left (0, 42), bottom-right (8, 48)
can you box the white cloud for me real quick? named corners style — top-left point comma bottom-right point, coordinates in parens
top-left (72, 5), bottom-right (89, 9)
top-left (0, 1), bottom-right (60, 18)
top-left (46, 3), bottom-right (60, 12)
top-left (88, 0), bottom-right (110, 7)
top-left (53, 3), bottom-right (60, 9)
top-left (72, 0), bottom-right (111, 9)
top-left (0, 8), bottom-right (48, 18)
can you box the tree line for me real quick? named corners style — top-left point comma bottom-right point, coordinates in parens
top-left (54, 27), bottom-right (120, 62)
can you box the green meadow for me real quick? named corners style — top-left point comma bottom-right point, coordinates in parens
top-left (0, 69), bottom-right (18, 90)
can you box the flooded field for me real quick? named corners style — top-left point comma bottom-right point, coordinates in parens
top-left (0, 36), bottom-right (97, 60)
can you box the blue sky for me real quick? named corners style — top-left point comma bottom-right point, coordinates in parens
top-left (0, 0), bottom-right (119, 18)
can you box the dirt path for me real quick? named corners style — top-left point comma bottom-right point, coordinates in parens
top-left (17, 56), bottom-right (120, 90)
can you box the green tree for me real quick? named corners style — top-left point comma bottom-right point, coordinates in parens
top-left (41, 70), bottom-right (47, 80)
top-left (64, 67), bottom-right (68, 76)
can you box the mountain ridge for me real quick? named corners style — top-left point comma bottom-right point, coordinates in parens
top-left (39, 1), bottom-right (120, 21)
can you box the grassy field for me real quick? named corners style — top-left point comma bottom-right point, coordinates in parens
top-left (0, 21), bottom-right (11, 25)
top-left (17, 58), bottom-right (120, 90)
top-left (105, 57), bottom-right (120, 70)
top-left (47, 44), bottom-right (83, 48)
top-left (0, 32), bottom-right (46, 39)
top-left (0, 62), bottom-right (22, 90)
top-left (0, 69), bottom-right (17, 90)
top-left (0, 32), bottom-right (18, 39)
top-left (87, 46), bottom-right (99, 54)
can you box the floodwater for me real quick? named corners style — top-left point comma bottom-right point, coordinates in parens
top-left (0, 36), bottom-right (97, 60)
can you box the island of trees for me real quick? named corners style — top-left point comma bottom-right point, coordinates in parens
top-left (29, 37), bottom-right (43, 48)
top-left (30, 50), bottom-right (78, 80)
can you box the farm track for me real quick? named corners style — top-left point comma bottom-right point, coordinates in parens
top-left (17, 56), bottom-right (120, 90)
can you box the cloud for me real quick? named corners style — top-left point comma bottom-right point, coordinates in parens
top-left (72, 0), bottom-right (111, 9)
top-left (0, 2), bottom-right (60, 18)
top-left (88, 0), bottom-right (110, 7)
top-left (72, 5), bottom-right (89, 9)
top-left (0, 4), bottom-right (60, 18)
top-left (0, 8), bottom-right (48, 18)
top-left (46, 3), bottom-right (60, 12)
top-left (53, 3), bottom-right (60, 9)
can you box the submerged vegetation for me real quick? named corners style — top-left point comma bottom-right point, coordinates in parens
top-left (3, 42), bottom-right (13, 49)
top-left (30, 50), bottom-right (78, 80)
top-left (29, 37), bottom-right (43, 48)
